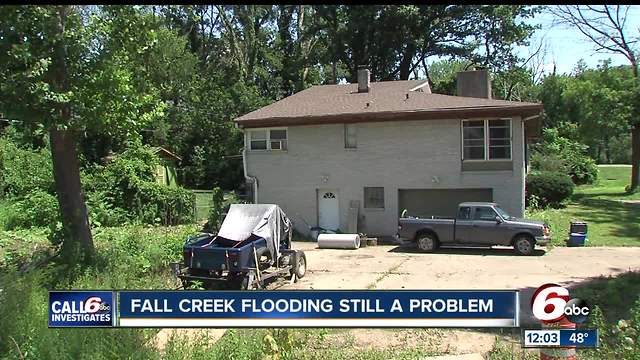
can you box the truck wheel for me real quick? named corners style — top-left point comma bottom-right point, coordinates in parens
top-left (514, 236), bottom-right (535, 256)
top-left (291, 251), bottom-right (307, 280)
top-left (416, 233), bottom-right (437, 252)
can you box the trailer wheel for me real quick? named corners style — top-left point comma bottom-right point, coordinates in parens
top-left (239, 270), bottom-right (261, 290)
top-left (291, 251), bottom-right (307, 279)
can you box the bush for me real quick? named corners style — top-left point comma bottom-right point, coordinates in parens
top-left (3, 191), bottom-right (60, 230)
top-left (0, 137), bottom-right (54, 197)
top-left (564, 150), bottom-right (599, 185)
top-left (532, 129), bottom-right (599, 185)
top-left (529, 152), bottom-right (568, 173)
top-left (86, 145), bottom-right (195, 226)
top-left (135, 182), bottom-right (195, 226)
top-left (526, 171), bottom-right (575, 208)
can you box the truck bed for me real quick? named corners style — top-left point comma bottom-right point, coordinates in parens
top-left (398, 217), bottom-right (455, 243)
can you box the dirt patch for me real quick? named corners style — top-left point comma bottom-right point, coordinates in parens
top-left (324, 328), bottom-right (499, 356)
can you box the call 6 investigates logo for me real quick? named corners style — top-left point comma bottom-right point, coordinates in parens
top-left (531, 283), bottom-right (590, 324)
top-left (49, 291), bottom-right (116, 327)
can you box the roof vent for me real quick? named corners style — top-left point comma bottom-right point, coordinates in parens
top-left (357, 65), bottom-right (370, 93)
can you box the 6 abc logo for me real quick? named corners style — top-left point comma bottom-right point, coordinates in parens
top-left (531, 283), bottom-right (590, 324)
top-left (83, 296), bottom-right (111, 313)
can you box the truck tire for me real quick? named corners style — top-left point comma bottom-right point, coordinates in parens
top-left (291, 251), bottom-right (307, 280)
top-left (513, 235), bottom-right (535, 256)
top-left (416, 233), bottom-right (438, 252)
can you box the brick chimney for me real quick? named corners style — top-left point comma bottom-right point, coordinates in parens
top-left (456, 68), bottom-right (492, 99)
top-left (357, 65), bottom-right (370, 93)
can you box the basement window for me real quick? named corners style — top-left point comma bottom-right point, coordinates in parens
top-left (249, 128), bottom-right (287, 151)
top-left (364, 187), bottom-right (384, 209)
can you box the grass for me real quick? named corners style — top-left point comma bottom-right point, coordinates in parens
top-left (527, 165), bottom-right (640, 247)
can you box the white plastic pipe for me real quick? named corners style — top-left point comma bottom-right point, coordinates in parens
top-left (317, 234), bottom-right (361, 250)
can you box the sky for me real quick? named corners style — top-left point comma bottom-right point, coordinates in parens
top-left (516, 6), bottom-right (640, 76)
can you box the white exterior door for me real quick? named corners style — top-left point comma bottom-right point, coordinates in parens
top-left (318, 189), bottom-right (339, 231)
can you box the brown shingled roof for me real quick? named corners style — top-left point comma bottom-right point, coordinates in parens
top-left (234, 80), bottom-right (542, 128)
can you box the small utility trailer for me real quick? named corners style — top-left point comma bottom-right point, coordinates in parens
top-left (172, 204), bottom-right (306, 290)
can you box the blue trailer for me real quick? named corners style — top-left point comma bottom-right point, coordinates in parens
top-left (173, 204), bottom-right (306, 290)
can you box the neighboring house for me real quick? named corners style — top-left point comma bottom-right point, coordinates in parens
top-left (234, 68), bottom-right (543, 239)
top-left (151, 147), bottom-right (181, 187)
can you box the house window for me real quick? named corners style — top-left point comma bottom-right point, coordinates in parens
top-left (488, 119), bottom-right (511, 159)
top-left (344, 124), bottom-right (357, 149)
top-left (462, 119), bottom-right (511, 160)
top-left (249, 128), bottom-right (287, 151)
top-left (462, 120), bottom-right (485, 160)
top-left (364, 187), bottom-right (384, 209)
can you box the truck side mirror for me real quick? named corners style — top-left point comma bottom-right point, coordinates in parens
top-left (495, 215), bottom-right (503, 224)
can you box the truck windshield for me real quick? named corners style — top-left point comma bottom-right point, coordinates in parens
top-left (494, 206), bottom-right (512, 220)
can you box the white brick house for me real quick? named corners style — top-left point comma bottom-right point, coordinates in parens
top-left (235, 70), bottom-right (542, 239)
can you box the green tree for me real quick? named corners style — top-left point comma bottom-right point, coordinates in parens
top-left (0, 6), bottom-right (166, 263)
top-left (551, 5), bottom-right (640, 189)
top-left (564, 61), bottom-right (633, 162)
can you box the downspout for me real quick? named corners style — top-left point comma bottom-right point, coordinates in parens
top-left (242, 142), bottom-right (258, 204)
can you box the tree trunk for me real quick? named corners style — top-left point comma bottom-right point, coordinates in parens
top-left (50, 6), bottom-right (94, 263)
top-left (631, 124), bottom-right (640, 190)
top-left (49, 128), bottom-right (94, 263)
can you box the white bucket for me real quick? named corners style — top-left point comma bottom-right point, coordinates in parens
top-left (317, 234), bottom-right (361, 249)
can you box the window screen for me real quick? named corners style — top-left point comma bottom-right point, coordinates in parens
top-left (364, 187), bottom-right (384, 209)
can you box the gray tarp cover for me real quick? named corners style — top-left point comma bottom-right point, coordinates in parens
top-left (217, 204), bottom-right (291, 260)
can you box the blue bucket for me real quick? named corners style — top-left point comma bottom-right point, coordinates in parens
top-left (568, 233), bottom-right (587, 247)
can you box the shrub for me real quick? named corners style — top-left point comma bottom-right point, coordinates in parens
top-left (3, 190), bottom-right (60, 230)
top-left (529, 152), bottom-right (568, 173)
top-left (0, 138), bottom-right (54, 197)
top-left (526, 171), bottom-right (575, 208)
top-left (86, 145), bottom-right (195, 226)
top-left (135, 182), bottom-right (195, 226)
top-left (532, 129), bottom-right (599, 185)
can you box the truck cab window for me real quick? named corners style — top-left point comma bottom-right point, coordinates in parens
top-left (458, 206), bottom-right (471, 220)
top-left (474, 207), bottom-right (497, 221)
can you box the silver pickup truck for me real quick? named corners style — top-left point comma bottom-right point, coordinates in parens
top-left (397, 202), bottom-right (550, 256)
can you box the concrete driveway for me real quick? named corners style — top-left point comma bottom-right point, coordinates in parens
top-left (287, 242), bottom-right (640, 325)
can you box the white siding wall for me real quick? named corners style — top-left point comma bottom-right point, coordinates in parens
top-left (245, 118), bottom-right (525, 237)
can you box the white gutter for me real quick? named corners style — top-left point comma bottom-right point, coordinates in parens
top-left (242, 143), bottom-right (258, 204)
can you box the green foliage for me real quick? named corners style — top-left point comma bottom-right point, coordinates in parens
top-left (0, 137), bottom-right (53, 198)
top-left (86, 145), bottom-right (194, 226)
top-left (539, 62), bottom-right (636, 167)
top-left (3, 191), bottom-right (60, 231)
top-left (529, 152), bottom-right (568, 173)
top-left (526, 171), bottom-right (575, 208)
top-left (205, 187), bottom-right (226, 232)
top-left (583, 300), bottom-right (640, 359)
top-left (533, 128), bottom-right (598, 185)
top-left (136, 182), bottom-right (195, 225)
top-left (0, 224), bottom-right (198, 359)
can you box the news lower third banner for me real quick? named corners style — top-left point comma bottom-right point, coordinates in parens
top-left (121, 290), bottom-right (519, 327)
top-left (49, 290), bottom-right (519, 328)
